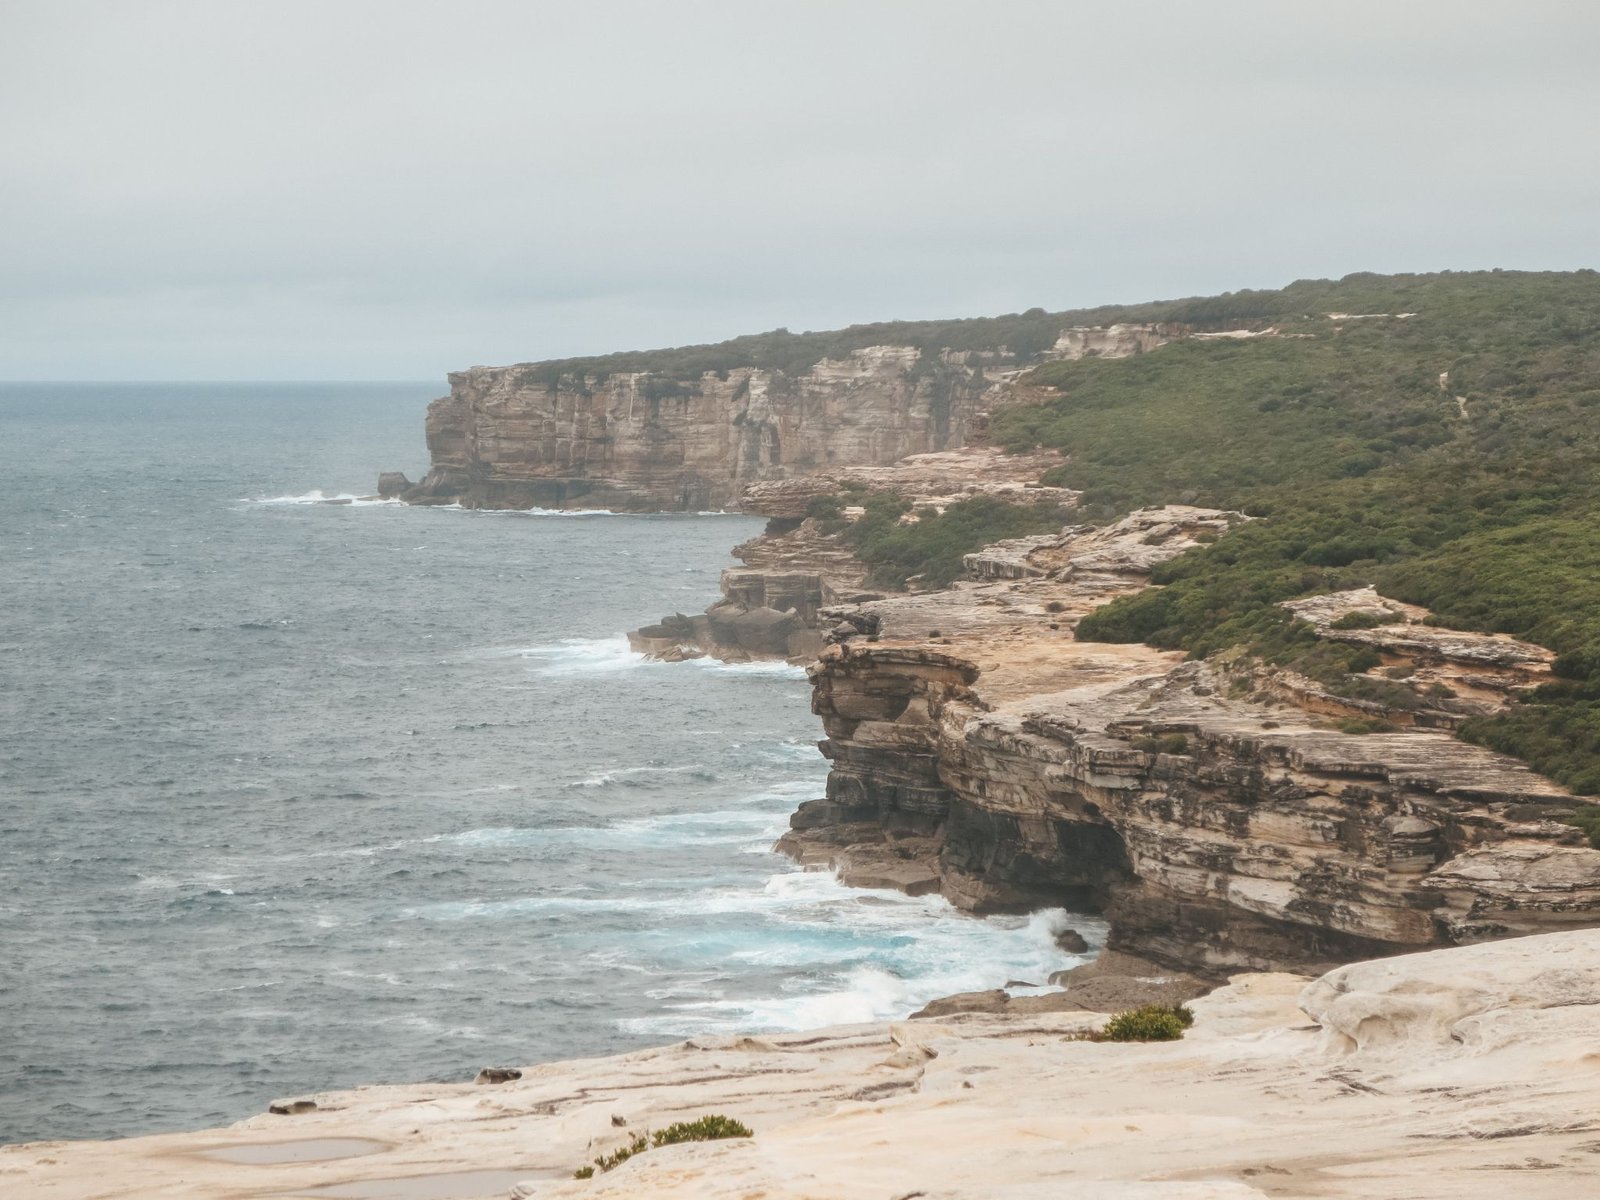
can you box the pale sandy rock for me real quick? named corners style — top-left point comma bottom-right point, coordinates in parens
top-left (631, 447), bottom-right (1070, 664)
top-left (1050, 323), bottom-right (1177, 359)
top-left (1283, 587), bottom-right (1552, 675)
top-left (1300, 927), bottom-right (1600, 1052)
top-left (18, 932), bottom-right (1600, 1200)
top-left (402, 350), bottom-right (1057, 512)
top-left (395, 323), bottom-right (1176, 512)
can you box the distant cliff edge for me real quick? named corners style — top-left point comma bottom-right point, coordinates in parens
top-left (380, 319), bottom-right (1173, 510)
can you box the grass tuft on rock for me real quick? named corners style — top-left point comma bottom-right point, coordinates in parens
top-left (651, 1115), bottom-right (754, 1146)
top-left (574, 1114), bottom-right (752, 1179)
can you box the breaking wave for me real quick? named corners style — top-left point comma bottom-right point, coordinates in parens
top-left (244, 489), bottom-right (399, 506)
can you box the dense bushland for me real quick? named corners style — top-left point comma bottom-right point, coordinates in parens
top-left (512, 270), bottom-right (1567, 387)
top-left (991, 269), bottom-right (1600, 794)
top-left (810, 490), bottom-right (1067, 590)
top-left (516, 308), bottom-right (1080, 387)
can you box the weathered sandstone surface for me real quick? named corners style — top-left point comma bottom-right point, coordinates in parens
top-left (627, 447), bottom-right (1073, 662)
top-left (14, 930), bottom-right (1600, 1199)
top-left (391, 326), bottom-right (1170, 511)
top-left (771, 506), bottom-right (1600, 978)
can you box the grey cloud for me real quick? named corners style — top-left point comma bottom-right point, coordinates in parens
top-left (2, 0), bottom-right (1598, 378)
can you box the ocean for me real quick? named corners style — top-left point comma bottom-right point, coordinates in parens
top-left (0, 383), bottom-right (1097, 1144)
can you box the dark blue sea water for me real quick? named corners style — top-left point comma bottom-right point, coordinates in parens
top-left (0, 383), bottom-right (1094, 1145)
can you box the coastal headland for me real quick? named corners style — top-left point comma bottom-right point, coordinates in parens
top-left (16, 271), bottom-right (1600, 1195)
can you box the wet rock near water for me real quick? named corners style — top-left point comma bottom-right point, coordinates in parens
top-left (475, 1067), bottom-right (523, 1085)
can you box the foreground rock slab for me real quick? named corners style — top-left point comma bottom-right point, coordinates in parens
top-left (8, 931), bottom-right (1600, 1199)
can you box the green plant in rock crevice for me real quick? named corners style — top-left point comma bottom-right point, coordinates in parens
top-left (573, 1114), bottom-right (754, 1179)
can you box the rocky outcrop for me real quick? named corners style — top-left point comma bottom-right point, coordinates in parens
top-left (781, 507), bottom-right (1600, 978)
top-left (390, 327), bottom-right (1172, 511)
top-left (1048, 322), bottom-right (1175, 359)
top-left (627, 448), bottom-right (1072, 662)
top-left (27, 929), bottom-right (1600, 1199)
top-left (1277, 586), bottom-right (1554, 719)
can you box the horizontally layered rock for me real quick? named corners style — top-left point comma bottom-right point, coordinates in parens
top-left (784, 508), bottom-right (1600, 977)
top-left (627, 448), bottom-right (1072, 662)
top-left (1273, 586), bottom-right (1556, 724)
top-left (392, 327), bottom-right (1170, 511)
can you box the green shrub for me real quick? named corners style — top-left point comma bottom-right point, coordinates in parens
top-left (806, 495), bottom-right (843, 522)
top-left (839, 491), bottom-right (1065, 590)
top-left (1330, 676), bottom-right (1424, 710)
top-left (574, 1115), bottom-right (752, 1180)
top-left (593, 1132), bottom-right (647, 1173)
top-left (1131, 733), bottom-right (1190, 755)
top-left (651, 1115), bottom-right (754, 1146)
top-left (1460, 702), bottom-right (1600, 795)
top-left (1100, 1004), bottom-right (1194, 1042)
top-left (1563, 804), bottom-right (1600, 847)
top-left (999, 271), bottom-right (1600, 793)
top-left (1336, 717), bottom-right (1397, 734)
top-left (1330, 610), bottom-right (1399, 630)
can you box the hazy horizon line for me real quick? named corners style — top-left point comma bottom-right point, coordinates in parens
top-left (0, 378), bottom-right (444, 386)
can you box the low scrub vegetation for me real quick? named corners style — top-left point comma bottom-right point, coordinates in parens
top-left (1131, 733), bottom-right (1190, 755)
top-left (518, 307), bottom-right (1095, 387)
top-left (991, 270), bottom-right (1600, 796)
top-left (1099, 1003), bottom-right (1195, 1042)
top-left (650, 1115), bottom-right (753, 1145)
top-left (573, 1115), bottom-right (753, 1179)
top-left (1329, 609), bottom-right (1400, 630)
top-left (1561, 803), bottom-right (1600, 848)
top-left (822, 490), bottom-right (1067, 591)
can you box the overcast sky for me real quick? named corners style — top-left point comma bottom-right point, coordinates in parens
top-left (3, 1), bottom-right (1598, 380)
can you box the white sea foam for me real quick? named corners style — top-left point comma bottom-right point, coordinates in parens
top-left (244, 490), bottom-right (400, 506)
top-left (566, 764), bottom-right (716, 788)
top-left (615, 875), bottom-right (1105, 1037)
top-left (478, 635), bottom-right (815, 681)
top-left (134, 872), bottom-right (236, 890)
top-left (410, 857), bottom-right (1101, 1040)
top-left (515, 636), bottom-right (645, 676)
top-left (756, 739), bottom-right (825, 762)
top-left (472, 506), bottom-right (626, 517)
top-left (687, 657), bottom-right (808, 679)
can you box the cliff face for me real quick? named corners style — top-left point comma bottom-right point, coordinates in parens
top-left (626, 447), bottom-right (1072, 662)
top-left (778, 508), bottom-right (1600, 978)
top-left (396, 327), bottom-right (1170, 511)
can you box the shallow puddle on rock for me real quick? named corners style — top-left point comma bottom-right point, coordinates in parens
top-left (199, 1138), bottom-right (389, 1165)
top-left (288, 1167), bottom-right (554, 1199)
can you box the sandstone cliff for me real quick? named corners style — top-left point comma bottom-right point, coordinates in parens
top-left (627, 447), bottom-right (1072, 661)
top-left (390, 325), bottom-right (1171, 511)
top-left (777, 507), bottom-right (1600, 978)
